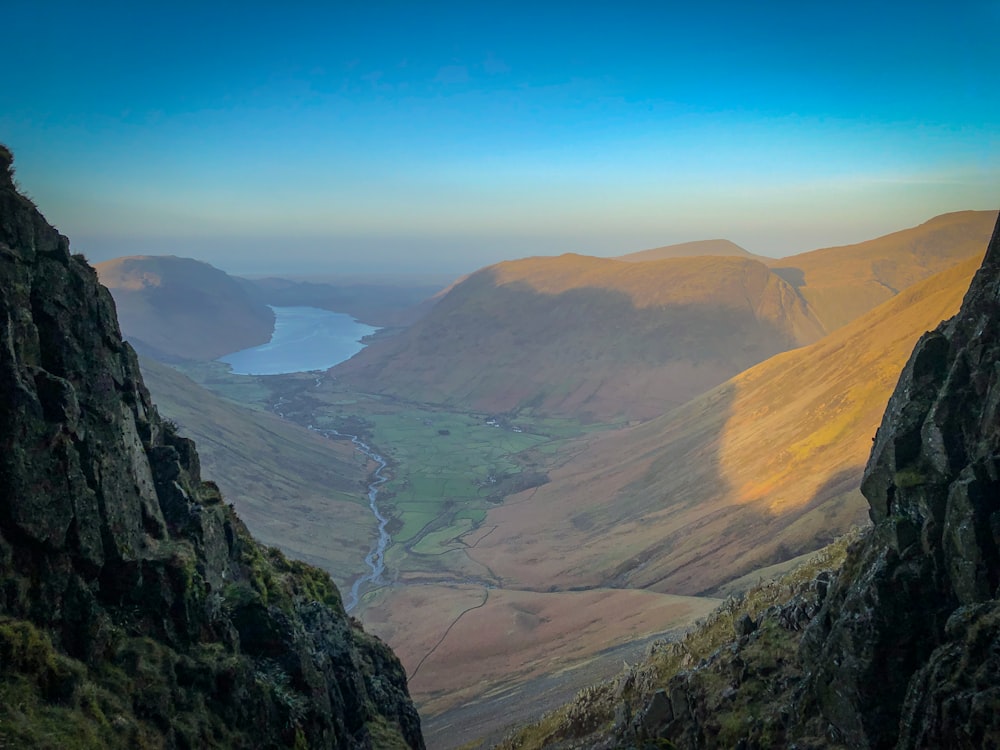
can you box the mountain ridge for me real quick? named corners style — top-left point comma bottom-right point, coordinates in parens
top-left (491, 209), bottom-right (1000, 749)
top-left (332, 211), bottom-right (994, 423)
top-left (334, 253), bottom-right (822, 421)
top-left (767, 208), bottom-right (997, 332)
top-left (616, 238), bottom-right (760, 262)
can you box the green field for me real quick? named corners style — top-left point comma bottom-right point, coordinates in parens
top-left (303, 394), bottom-right (596, 569)
top-left (286, 378), bottom-right (606, 590)
top-left (164, 363), bottom-right (605, 596)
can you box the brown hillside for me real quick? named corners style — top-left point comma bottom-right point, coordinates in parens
top-left (617, 238), bottom-right (760, 262)
top-left (334, 254), bottom-right (824, 421)
top-left (767, 209), bottom-right (996, 332)
top-left (97, 255), bottom-right (275, 360)
top-left (466, 253), bottom-right (985, 596)
top-left (137, 358), bottom-right (375, 588)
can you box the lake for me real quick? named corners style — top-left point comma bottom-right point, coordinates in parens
top-left (218, 306), bottom-right (379, 375)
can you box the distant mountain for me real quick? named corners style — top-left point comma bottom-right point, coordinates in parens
top-left (235, 276), bottom-right (444, 327)
top-left (617, 238), bottom-right (761, 262)
top-left (464, 253), bottom-right (984, 596)
top-left (334, 254), bottom-right (824, 421)
top-left (96, 255), bottom-right (275, 361)
top-left (767, 209), bottom-right (997, 332)
top-left (334, 212), bottom-right (995, 422)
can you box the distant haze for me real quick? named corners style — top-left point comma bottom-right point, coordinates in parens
top-left (5, 3), bottom-right (998, 276)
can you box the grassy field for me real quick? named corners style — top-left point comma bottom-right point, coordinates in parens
top-left (366, 410), bottom-right (564, 541)
top-left (293, 383), bottom-right (601, 600)
top-left (165, 362), bottom-right (602, 603)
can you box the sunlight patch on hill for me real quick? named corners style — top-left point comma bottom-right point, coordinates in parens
top-left (718, 254), bottom-right (983, 514)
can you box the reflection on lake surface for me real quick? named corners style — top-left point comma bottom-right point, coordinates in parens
top-left (218, 306), bottom-right (379, 375)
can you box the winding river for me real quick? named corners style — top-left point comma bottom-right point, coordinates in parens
top-left (321, 430), bottom-right (391, 613)
top-left (271, 386), bottom-right (392, 613)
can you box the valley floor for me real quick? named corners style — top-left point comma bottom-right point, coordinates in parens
top-left (158, 364), bottom-right (723, 747)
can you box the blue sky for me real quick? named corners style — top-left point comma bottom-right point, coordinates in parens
top-left (4, 1), bottom-right (998, 275)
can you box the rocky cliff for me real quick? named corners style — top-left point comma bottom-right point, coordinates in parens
top-left (797, 210), bottom-right (1000, 748)
top-left (0, 146), bottom-right (424, 749)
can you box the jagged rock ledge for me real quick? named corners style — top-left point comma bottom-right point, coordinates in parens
top-left (797, 211), bottom-right (1000, 748)
top-left (0, 146), bottom-right (424, 749)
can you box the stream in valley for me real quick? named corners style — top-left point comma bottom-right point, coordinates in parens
top-left (235, 308), bottom-right (390, 613)
top-left (317, 429), bottom-right (391, 612)
top-left (271, 381), bottom-right (392, 613)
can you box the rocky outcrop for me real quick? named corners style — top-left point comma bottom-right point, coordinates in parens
top-left (797, 212), bottom-right (1000, 748)
top-left (0, 146), bottom-right (423, 749)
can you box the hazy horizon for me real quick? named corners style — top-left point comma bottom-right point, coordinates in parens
top-left (5, 1), bottom-right (998, 276)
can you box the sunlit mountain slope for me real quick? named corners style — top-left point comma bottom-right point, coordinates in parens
top-left (766, 209), bottom-right (996, 332)
top-left (465, 254), bottom-right (985, 596)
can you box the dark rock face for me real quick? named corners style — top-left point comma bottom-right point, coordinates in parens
top-left (0, 146), bottom-right (424, 749)
top-left (799, 213), bottom-right (1000, 749)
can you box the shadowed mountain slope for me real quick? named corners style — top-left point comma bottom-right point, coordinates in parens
top-left (334, 254), bottom-right (824, 421)
top-left (96, 255), bottom-right (275, 361)
top-left (767, 209), bottom-right (997, 333)
top-left (466, 253), bottom-right (985, 597)
top-left (617, 238), bottom-right (760, 262)
top-left (334, 213), bottom-right (993, 422)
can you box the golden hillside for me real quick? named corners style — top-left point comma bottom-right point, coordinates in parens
top-left (767, 209), bottom-right (997, 332)
top-left (466, 253), bottom-right (985, 595)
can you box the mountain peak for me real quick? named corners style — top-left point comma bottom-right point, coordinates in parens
top-left (96, 254), bottom-right (276, 361)
top-left (617, 238), bottom-right (756, 262)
